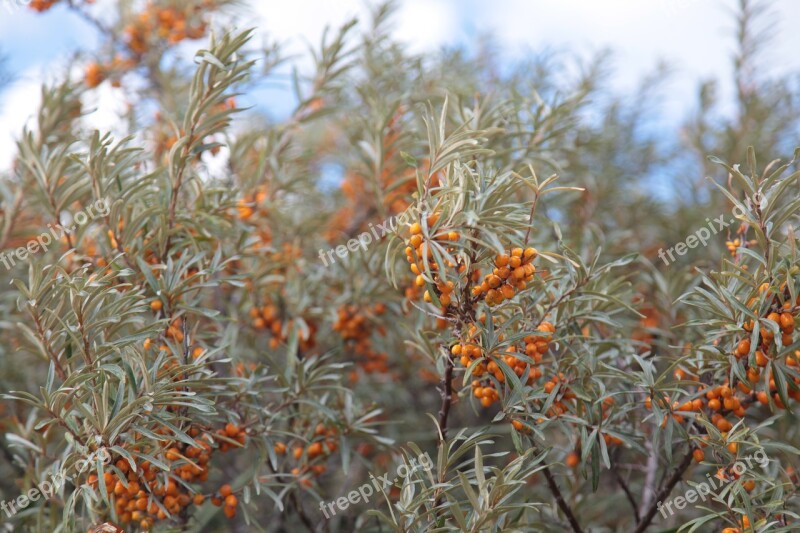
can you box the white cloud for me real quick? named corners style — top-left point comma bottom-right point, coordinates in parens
top-left (394, 0), bottom-right (458, 52)
top-left (0, 69), bottom-right (42, 171)
top-left (246, 0), bottom-right (456, 58)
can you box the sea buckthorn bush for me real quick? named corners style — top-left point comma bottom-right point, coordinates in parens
top-left (0, 1), bottom-right (799, 532)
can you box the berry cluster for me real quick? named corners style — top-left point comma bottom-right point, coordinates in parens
top-left (459, 320), bottom-right (556, 408)
top-left (647, 285), bottom-right (800, 447)
top-left (28, 0), bottom-right (99, 12)
top-left (236, 185), bottom-right (268, 221)
top-left (404, 213), bottom-right (464, 307)
top-left (125, 2), bottom-right (209, 55)
top-left (210, 483), bottom-right (239, 519)
top-left (471, 248), bottom-right (537, 306)
top-left (84, 56), bottom-right (137, 88)
top-left (725, 237), bottom-right (756, 257)
top-left (332, 304), bottom-right (389, 377)
top-left (274, 423), bottom-right (338, 488)
top-left (741, 306), bottom-right (796, 355)
top-left (524, 321), bottom-right (555, 363)
top-left (250, 303), bottom-right (317, 351)
top-left (90, 424), bottom-right (245, 529)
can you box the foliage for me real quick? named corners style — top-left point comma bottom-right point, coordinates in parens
top-left (0, 1), bottom-right (798, 532)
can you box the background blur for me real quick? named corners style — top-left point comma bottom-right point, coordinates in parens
top-left (2, 0), bottom-right (800, 171)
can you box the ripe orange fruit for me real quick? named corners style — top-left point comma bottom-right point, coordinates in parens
top-left (219, 484), bottom-right (232, 498)
top-left (565, 451), bottom-right (579, 467)
top-left (150, 299), bottom-right (163, 312)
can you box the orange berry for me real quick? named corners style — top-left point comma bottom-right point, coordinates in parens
top-left (565, 452), bottom-right (579, 468)
top-left (224, 494), bottom-right (238, 507)
top-left (735, 339), bottom-right (750, 357)
top-left (150, 299), bottom-right (163, 312)
top-left (693, 448), bottom-right (705, 462)
top-left (219, 484), bottom-right (232, 498)
top-left (307, 442), bottom-right (323, 458)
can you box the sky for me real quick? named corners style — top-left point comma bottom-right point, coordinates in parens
top-left (1, 0), bottom-right (799, 172)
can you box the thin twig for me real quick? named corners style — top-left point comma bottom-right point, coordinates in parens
top-left (633, 449), bottom-right (694, 533)
top-left (612, 462), bottom-right (640, 523)
top-left (541, 464), bottom-right (584, 533)
top-left (523, 190), bottom-right (540, 245)
top-left (437, 353), bottom-right (454, 440)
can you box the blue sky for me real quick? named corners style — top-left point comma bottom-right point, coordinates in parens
top-left (1, 0), bottom-right (799, 171)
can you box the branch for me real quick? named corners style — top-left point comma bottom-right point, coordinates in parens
top-left (639, 438), bottom-right (658, 515)
top-left (31, 310), bottom-right (67, 380)
top-left (612, 462), bottom-right (640, 524)
top-left (436, 353), bottom-right (454, 441)
top-left (633, 449), bottom-right (694, 533)
top-left (542, 464), bottom-right (584, 533)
